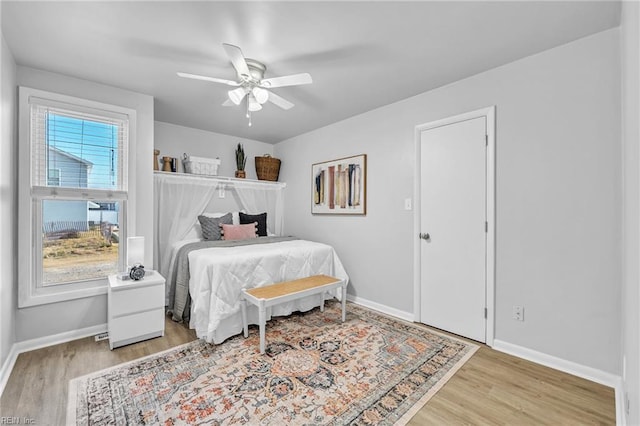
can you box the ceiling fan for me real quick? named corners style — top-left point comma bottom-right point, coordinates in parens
top-left (177, 43), bottom-right (312, 125)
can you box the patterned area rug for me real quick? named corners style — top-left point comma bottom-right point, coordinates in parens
top-left (68, 302), bottom-right (477, 425)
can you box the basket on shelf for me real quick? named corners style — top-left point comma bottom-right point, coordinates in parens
top-left (255, 154), bottom-right (281, 181)
top-left (183, 154), bottom-right (221, 176)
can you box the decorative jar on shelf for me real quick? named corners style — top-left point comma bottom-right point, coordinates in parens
top-left (160, 157), bottom-right (178, 172)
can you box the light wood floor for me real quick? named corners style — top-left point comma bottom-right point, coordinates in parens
top-left (1, 315), bottom-right (615, 425)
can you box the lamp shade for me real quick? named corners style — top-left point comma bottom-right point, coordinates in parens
top-left (252, 87), bottom-right (269, 104)
top-left (127, 236), bottom-right (145, 266)
top-left (228, 87), bottom-right (247, 105)
top-left (248, 97), bottom-right (262, 112)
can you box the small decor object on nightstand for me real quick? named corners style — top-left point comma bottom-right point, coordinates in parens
top-left (235, 143), bottom-right (246, 178)
top-left (126, 236), bottom-right (145, 280)
top-left (129, 263), bottom-right (145, 280)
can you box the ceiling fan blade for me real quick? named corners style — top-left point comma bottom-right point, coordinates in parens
top-left (177, 72), bottom-right (240, 86)
top-left (260, 73), bottom-right (312, 88)
top-left (267, 91), bottom-right (294, 110)
top-left (222, 43), bottom-right (251, 79)
top-left (222, 99), bottom-right (235, 107)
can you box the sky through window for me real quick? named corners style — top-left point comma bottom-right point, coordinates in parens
top-left (46, 113), bottom-right (119, 189)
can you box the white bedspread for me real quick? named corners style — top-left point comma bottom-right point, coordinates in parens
top-left (188, 239), bottom-right (349, 343)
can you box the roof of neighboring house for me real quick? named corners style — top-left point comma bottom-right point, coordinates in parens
top-left (48, 146), bottom-right (93, 168)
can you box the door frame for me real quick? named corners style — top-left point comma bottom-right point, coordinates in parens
top-left (413, 106), bottom-right (496, 346)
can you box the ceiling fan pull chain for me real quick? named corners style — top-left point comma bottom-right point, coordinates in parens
top-left (246, 97), bottom-right (252, 126)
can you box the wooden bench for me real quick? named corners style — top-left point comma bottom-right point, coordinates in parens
top-left (240, 274), bottom-right (347, 354)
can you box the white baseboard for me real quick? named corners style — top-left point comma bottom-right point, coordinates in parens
top-left (0, 323), bottom-right (107, 398)
top-left (492, 339), bottom-right (620, 387)
top-left (493, 339), bottom-right (624, 425)
top-left (346, 294), bottom-right (414, 322)
top-left (0, 344), bottom-right (20, 399)
top-left (615, 376), bottom-right (627, 426)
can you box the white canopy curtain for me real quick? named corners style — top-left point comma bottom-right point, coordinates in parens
top-left (153, 172), bottom-right (286, 279)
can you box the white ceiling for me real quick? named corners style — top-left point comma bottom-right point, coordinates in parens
top-left (1, 1), bottom-right (620, 144)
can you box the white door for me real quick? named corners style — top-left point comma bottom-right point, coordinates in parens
top-left (420, 116), bottom-right (487, 342)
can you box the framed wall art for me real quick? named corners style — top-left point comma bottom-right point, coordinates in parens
top-left (312, 154), bottom-right (366, 215)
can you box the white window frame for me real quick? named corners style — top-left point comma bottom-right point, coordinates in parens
top-left (18, 87), bottom-right (137, 307)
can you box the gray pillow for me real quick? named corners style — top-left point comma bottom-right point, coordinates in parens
top-left (198, 213), bottom-right (232, 241)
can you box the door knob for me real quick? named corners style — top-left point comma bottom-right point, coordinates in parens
top-left (419, 233), bottom-right (430, 241)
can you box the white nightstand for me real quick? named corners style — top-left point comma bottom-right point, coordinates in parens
top-left (107, 270), bottom-right (165, 350)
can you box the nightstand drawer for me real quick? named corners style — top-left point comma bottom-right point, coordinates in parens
top-left (109, 308), bottom-right (164, 348)
top-left (110, 283), bottom-right (164, 318)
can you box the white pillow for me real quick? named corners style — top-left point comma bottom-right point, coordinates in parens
top-left (183, 222), bottom-right (202, 240)
top-left (200, 212), bottom-right (228, 218)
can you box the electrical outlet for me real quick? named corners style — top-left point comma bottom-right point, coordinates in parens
top-left (513, 305), bottom-right (524, 321)
top-left (404, 198), bottom-right (412, 210)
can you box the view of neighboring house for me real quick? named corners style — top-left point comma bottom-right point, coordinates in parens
top-left (42, 147), bottom-right (121, 233)
top-left (47, 145), bottom-right (91, 188)
top-left (87, 202), bottom-right (118, 228)
top-left (42, 146), bottom-right (93, 232)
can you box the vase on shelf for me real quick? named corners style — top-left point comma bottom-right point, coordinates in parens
top-left (153, 149), bottom-right (160, 171)
top-left (235, 170), bottom-right (246, 178)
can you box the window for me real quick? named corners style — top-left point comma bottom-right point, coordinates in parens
top-left (19, 87), bottom-right (135, 307)
top-left (47, 168), bottom-right (60, 186)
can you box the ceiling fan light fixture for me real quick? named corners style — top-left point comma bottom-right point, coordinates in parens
top-left (179, 43), bottom-right (312, 127)
top-left (228, 87), bottom-right (247, 105)
top-left (248, 96), bottom-right (263, 112)
top-left (252, 87), bottom-right (269, 104)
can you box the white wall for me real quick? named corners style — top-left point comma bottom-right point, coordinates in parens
top-left (14, 67), bottom-right (154, 341)
top-left (621, 1), bottom-right (640, 423)
top-left (0, 17), bottom-right (17, 370)
top-left (275, 29), bottom-right (621, 375)
top-left (154, 121), bottom-right (273, 180)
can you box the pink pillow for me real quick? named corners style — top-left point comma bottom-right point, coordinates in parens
top-left (221, 223), bottom-right (257, 241)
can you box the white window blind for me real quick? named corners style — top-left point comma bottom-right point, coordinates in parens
top-left (30, 98), bottom-right (129, 198)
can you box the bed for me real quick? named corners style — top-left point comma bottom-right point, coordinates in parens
top-left (165, 234), bottom-right (349, 344)
top-left (154, 173), bottom-right (348, 344)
